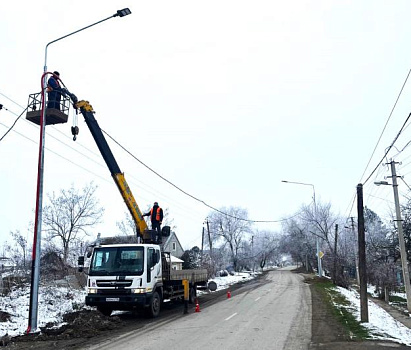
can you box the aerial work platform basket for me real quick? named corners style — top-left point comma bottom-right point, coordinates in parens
top-left (26, 92), bottom-right (70, 126)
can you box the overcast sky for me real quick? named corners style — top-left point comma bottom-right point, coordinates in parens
top-left (2, 0), bottom-right (411, 250)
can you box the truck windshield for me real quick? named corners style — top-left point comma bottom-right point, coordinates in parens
top-left (89, 246), bottom-right (144, 276)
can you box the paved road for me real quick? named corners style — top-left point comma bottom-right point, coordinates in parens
top-left (87, 268), bottom-right (311, 350)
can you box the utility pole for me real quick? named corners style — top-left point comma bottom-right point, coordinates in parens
top-left (333, 224), bottom-right (338, 284)
top-left (251, 235), bottom-right (254, 272)
top-left (351, 217), bottom-right (360, 286)
top-left (201, 226), bottom-right (205, 265)
top-left (206, 218), bottom-right (212, 255)
top-left (357, 183), bottom-right (368, 322)
top-left (316, 238), bottom-right (322, 277)
top-left (388, 160), bottom-right (411, 313)
top-left (201, 226), bottom-right (205, 253)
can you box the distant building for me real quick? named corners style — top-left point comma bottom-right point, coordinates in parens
top-left (0, 257), bottom-right (15, 271)
top-left (162, 231), bottom-right (184, 258)
top-left (170, 255), bottom-right (183, 270)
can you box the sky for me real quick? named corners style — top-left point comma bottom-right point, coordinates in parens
top-left (2, 1), bottom-right (411, 251)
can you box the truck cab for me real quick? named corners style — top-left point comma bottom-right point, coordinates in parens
top-left (86, 243), bottom-right (163, 317)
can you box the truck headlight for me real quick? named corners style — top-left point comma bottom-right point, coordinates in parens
top-left (132, 288), bottom-right (146, 294)
top-left (88, 288), bottom-right (98, 294)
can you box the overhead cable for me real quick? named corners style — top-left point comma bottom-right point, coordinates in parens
top-left (362, 112), bottom-right (411, 186)
top-left (102, 128), bottom-right (301, 223)
top-left (360, 69), bottom-right (411, 184)
top-left (0, 106), bottom-right (28, 142)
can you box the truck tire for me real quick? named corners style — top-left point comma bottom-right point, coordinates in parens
top-left (97, 307), bottom-right (112, 317)
top-left (189, 286), bottom-right (197, 304)
top-left (146, 291), bottom-right (161, 318)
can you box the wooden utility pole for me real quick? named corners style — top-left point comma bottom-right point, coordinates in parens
top-left (357, 183), bottom-right (368, 322)
top-left (333, 224), bottom-right (338, 285)
top-left (206, 218), bottom-right (212, 254)
top-left (201, 226), bottom-right (205, 253)
top-left (200, 226), bottom-right (205, 265)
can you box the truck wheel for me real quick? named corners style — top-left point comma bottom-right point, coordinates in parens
top-left (146, 291), bottom-right (161, 318)
top-left (189, 286), bottom-right (197, 304)
top-left (97, 307), bottom-right (112, 317)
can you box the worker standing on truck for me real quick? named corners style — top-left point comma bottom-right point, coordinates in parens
top-left (143, 202), bottom-right (163, 233)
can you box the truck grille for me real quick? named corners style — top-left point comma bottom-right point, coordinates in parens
top-left (96, 280), bottom-right (133, 288)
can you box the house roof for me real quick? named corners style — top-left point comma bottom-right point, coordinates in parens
top-left (170, 255), bottom-right (184, 263)
top-left (163, 231), bottom-right (184, 251)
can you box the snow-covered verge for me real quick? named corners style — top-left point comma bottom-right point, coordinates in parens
top-left (0, 284), bottom-right (87, 337)
top-left (337, 286), bottom-right (411, 346)
top-left (202, 271), bottom-right (259, 293)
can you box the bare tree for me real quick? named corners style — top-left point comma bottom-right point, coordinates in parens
top-left (364, 207), bottom-right (397, 297)
top-left (280, 218), bottom-right (316, 271)
top-left (208, 207), bottom-right (252, 271)
top-left (300, 202), bottom-right (339, 252)
top-left (42, 183), bottom-right (104, 264)
top-left (9, 230), bottom-right (28, 268)
top-left (248, 230), bottom-right (279, 270)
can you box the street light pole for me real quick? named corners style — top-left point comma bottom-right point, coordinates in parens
top-left (27, 8), bottom-right (131, 334)
top-left (281, 180), bottom-right (322, 276)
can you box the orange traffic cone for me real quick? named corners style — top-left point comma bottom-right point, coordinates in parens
top-left (195, 299), bottom-right (201, 312)
top-left (227, 290), bottom-right (231, 299)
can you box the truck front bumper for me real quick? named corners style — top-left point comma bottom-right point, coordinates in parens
top-left (86, 293), bottom-right (149, 309)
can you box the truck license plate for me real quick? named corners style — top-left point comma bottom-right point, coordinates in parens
top-left (106, 298), bottom-right (119, 302)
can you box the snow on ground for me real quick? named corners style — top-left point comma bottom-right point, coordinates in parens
top-left (0, 284), bottom-right (87, 337)
top-left (337, 286), bottom-right (411, 346)
top-left (204, 271), bottom-right (258, 292)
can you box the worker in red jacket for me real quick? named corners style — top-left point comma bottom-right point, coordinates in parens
top-left (143, 202), bottom-right (163, 233)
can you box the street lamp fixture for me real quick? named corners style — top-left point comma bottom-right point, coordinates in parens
top-left (374, 181), bottom-right (390, 186)
top-left (281, 180), bottom-right (316, 205)
top-left (116, 8), bottom-right (132, 17)
top-left (27, 8), bottom-right (132, 334)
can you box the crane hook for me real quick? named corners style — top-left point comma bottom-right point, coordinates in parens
top-left (71, 126), bottom-right (79, 142)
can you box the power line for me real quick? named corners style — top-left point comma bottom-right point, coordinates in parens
top-left (362, 112), bottom-right (411, 186)
top-left (0, 106), bottom-right (27, 142)
top-left (360, 69), bottom-right (411, 184)
top-left (102, 128), bottom-right (300, 224)
top-left (0, 91), bottom-right (303, 225)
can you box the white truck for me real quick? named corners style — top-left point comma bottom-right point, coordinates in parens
top-left (81, 239), bottom-right (209, 317)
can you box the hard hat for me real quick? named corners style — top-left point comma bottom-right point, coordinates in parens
top-left (53, 71), bottom-right (60, 76)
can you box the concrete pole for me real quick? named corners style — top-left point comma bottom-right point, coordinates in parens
top-left (316, 238), bottom-right (322, 277)
top-left (389, 161), bottom-right (411, 313)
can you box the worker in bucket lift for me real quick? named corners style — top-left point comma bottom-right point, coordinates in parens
top-left (47, 71), bottom-right (67, 110)
top-left (143, 202), bottom-right (163, 233)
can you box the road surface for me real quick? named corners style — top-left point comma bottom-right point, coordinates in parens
top-left (86, 268), bottom-right (312, 350)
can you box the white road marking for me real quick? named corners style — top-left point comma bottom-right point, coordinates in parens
top-left (255, 297), bottom-right (261, 301)
top-left (225, 312), bottom-right (238, 321)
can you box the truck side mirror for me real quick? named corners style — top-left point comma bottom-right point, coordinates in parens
top-left (78, 256), bottom-right (85, 272)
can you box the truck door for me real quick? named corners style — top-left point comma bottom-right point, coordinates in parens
top-left (147, 247), bottom-right (161, 284)
top-left (147, 247), bottom-right (153, 283)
